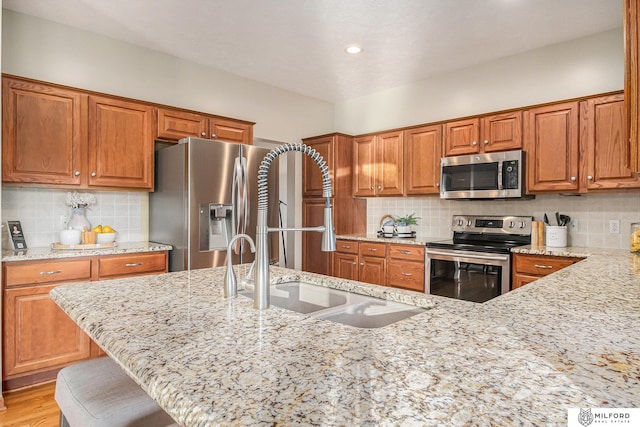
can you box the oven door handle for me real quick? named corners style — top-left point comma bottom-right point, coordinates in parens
top-left (426, 250), bottom-right (510, 262)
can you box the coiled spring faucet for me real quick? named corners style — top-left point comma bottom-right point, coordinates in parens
top-left (253, 143), bottom-right (336, 309)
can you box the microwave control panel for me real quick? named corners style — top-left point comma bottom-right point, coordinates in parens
top-left (502, 160), bottom-right (519, 189)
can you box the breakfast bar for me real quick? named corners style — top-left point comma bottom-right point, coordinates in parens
top-left (50, 251), bottom-right (640, 426)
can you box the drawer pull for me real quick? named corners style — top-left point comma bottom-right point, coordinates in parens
top-left (368, 248), bottom-right (377, 252)
top-left (125, 263), bottom-right (143, 267)
top-left (399, 250), bottom-right (411, 254)
top-left (39, 270), bottom-right (62, 275)
top-left (534, 264), bottom-right (553, 269)
top-left (401, 272), bottom-right (413, 276)
top-left (342, 245), bottom-right (351, 249)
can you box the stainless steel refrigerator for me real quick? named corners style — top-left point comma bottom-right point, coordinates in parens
top-left (149, 137), bottom-right (279, 271)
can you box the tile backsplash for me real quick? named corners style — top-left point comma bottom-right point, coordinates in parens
top-left (2, 187), bottom-right (146, 247)
top-left (367, 192), bottom-right (640, 249)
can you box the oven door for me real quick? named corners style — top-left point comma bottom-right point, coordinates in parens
top-left (426, 248), bottom-right (510, 303)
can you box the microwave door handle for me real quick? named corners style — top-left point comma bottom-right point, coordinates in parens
top-left (497, 160), bottom-right (504, 190)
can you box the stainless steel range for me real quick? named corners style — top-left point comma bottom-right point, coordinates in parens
top-left (426, 215), bottom-right (532, 303)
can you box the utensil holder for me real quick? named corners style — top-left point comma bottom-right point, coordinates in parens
top-left (545, 225), bottom-right (567, 248)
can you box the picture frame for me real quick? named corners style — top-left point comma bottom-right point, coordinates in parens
top-left (6, 220), bottom-right (28, 250)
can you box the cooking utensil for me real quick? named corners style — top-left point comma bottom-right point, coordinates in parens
top-left (559, 214), bottom-right (571, 226)
top-left (544, 214), bottom-right (549, 225)
top-left (555, 212), bottom-right (561, 227)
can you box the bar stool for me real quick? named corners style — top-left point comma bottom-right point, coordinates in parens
top-left (55, 357), bottom-right (177, 427)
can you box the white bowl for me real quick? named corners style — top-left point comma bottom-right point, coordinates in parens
top-left (96, 232), bottom-right (116, 244)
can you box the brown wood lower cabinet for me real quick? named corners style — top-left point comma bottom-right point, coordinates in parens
top-left (2, 251), bottom-right (168, 390)
top-left (333, 239), bottom-right (425, 291)
top-left (512, 253), bottom-right (583, 289)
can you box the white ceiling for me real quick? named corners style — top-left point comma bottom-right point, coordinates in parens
top-left (2, 0), bottom-right (623, 102)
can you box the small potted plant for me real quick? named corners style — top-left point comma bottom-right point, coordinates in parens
top-left (394, 213), bottom-right (420, 235)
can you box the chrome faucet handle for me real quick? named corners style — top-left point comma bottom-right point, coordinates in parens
top-left (240, 260), bottom-right (256, 289)
top-left (224, 234), bottom-right (256, 299)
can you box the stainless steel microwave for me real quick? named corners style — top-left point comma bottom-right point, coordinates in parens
top-left (440, 150), bottom-right (526, 199)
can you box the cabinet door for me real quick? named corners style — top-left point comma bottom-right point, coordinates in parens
top-left (3, 284), bottom-right (91, 378)
top-left (156, 108), bottom-right (207, 141)
top-left (353, 135), bottom-right (376, 196)
top-left (626, 0), bottom-right (640, 172)
top-left (333, 252), bottom-right (359, 281)
top-left (403, 125), bottom-right (442, 195)
top-left (2, 77), bottom-right (86, 185)
top-left (524, 102), bottom-right (580, 192)
top-left (512, 273), bottom-right (539, 289)
top-left (481, 111), bottom-right (522, 152)
top-left (358, 256), bottom-right (386, 286)
top-left (376, 131), bottom-right (404, 196)
top-left (209, 117), bottom-right (253, 145)
top-left (302, 198), bottom-right (332, 275)
top-left (580, 94), bottom-right (640, 190)
top-left (88, 95), bottom-right (154, 189)
top-left (303, 135), bottom-right (334, 197)
top-left (444, 118), bottom-right (480, 156)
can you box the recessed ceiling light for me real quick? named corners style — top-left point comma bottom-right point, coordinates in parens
top-left (345, 45), bottom-right (362, 54)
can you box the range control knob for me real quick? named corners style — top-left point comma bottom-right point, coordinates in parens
top-left (457, 219), bottom-right (464, 226)
top-left (519, 221), bottom-right (526, 229)
top-left (466, 220), bottom-right (472, 226)
top-left (508, 221), bottom-right (515, 228)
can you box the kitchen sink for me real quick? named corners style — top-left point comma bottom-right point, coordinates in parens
top-left (240, 281), bottom-right (426, 328)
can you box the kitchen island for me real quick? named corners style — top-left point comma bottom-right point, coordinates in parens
top-left (50, 250), bottom-right (640, 426)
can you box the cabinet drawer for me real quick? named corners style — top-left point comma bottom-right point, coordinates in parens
top-left (359, 242), bottom-right (387, 258)
top-left (98, 252), bottom-right (167, 279)
top-left (388, 244), bottom-right (425, 261)
top-left (387, 261), bottom-right (425, 292)
top-left (335, 240), bottom-right (358, 254)
top-left (4, 259), bottom-right (92, 287)
top-left (513, 254), bottom-right (582, 277)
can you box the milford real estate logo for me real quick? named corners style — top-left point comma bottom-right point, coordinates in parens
top-left (568, 408), bottom-right (637, 426)
top-left (578, 409), bottom-right (594, 426)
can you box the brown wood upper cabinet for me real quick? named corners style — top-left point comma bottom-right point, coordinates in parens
top-left (2, 77), bottom-right (86, 186)
top-left (524, 102), bottom-right (580, 192)
top-left (580, 94), bottom-right (640, 190)
top-left (353, 131), bottom-right (404, 197)
top-left (403, 125), bottom-right (442, 195)
top-left (2, 76), bottom-right (154, 190)
top-left (88, 95), bottom-right (154, 190)
top-left (443, 111), bottom-right (522, 156)
top-left (156, 107), bottom-right (253, 145)
top-left (626, 0), bottom-right (639, 172)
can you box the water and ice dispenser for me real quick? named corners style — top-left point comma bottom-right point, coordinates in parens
top-left (199, 204), bottom-right (233, 251)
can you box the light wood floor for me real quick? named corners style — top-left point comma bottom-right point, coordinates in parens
top-left (0, 382), bottom-right (60, 427)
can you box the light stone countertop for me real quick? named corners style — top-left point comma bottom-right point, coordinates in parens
top-left (1, 241), bottom-right (173, 262)
top-left (50, 248), bottom-right (640, 426)
top-left (337, 233), bottom-right (449, 246)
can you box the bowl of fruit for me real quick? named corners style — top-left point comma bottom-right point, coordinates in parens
top-left (93, 225), bottom-right (117, 244)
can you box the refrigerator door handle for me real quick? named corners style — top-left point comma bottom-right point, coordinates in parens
top-left (232, 157), bottom-right (244, 254)
top-left (241, 156), bottom-right (249, 236)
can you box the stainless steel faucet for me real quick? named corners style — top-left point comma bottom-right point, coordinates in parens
top-left (253, 143), bottom-right (336, 309)
top-left (224, 233), bottom-right (256, 298)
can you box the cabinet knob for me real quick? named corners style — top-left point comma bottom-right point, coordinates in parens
top-left (435, 183), bottom-right (440, 187)
top-left (74, 171), bottom-right (80, 176)
top-left (370, 186), bottom-right (374, 190)
top-left (472, 141), bottom-right (477, 146)
top-left (352, 262), bottom-right (357, 265)
top-left (91, 172), bottom-right (97, 177)
top-left (570, 176), bottom-right (576, 182)
top-left (211, 133), bottom-right (217, 139)
top-left (201, 131), bottom-right (206, 137)
top-left (587, 175), bottom-right (593, 181)
top-left (483, 140), bottom-right (488, 145)
top-left (360, 262), bottom-right (364, 266)
top-left (377, 185), bottom-right (382, 190)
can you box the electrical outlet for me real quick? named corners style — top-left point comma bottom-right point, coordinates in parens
top-left (570, 220), bottom-right (578, 232)
top-left (609, 219), bottom-right (620, 234)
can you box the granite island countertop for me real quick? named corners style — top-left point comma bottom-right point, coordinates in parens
top-left (50, 250), bottom-right (640, 426)
top-left (1, 241), bottom-right (172, 262)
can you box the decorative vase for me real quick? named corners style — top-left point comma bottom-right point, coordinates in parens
top-left (67, 207), bottom-right (91, 231)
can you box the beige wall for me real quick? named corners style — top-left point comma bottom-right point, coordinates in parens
top-left (1, 10), bottom-right (334, 143)
top-left (334, 28), bottom-right (624, 135)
